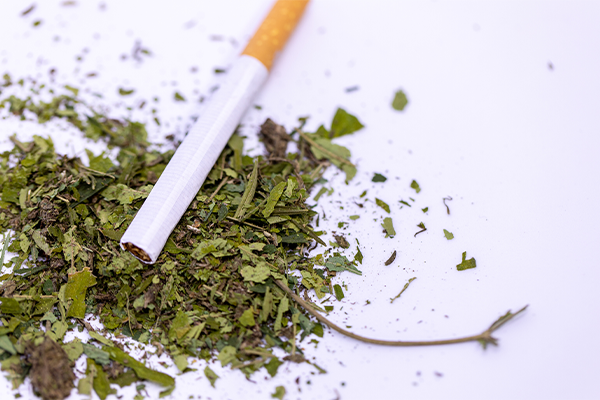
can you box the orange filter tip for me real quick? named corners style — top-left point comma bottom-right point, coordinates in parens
top-left (242, 0), bottom-right (310, 71)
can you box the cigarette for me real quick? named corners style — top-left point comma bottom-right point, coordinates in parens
top-left (120, 0), bottom-right (310, 263)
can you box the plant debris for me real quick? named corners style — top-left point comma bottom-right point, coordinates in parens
top-left (372, 173), bottom-right (387, 183)
top-left (0, 88), bottom-right (369, 398)
top-left (410, 180), bottom-right (421, 193)
top-left (443, 196), bottom-right (453, 214)
top-left (392, 90), bottom-right (409, 111)
top-left (0, 79), bottom-right (525, 399)
top-left (390, 277), bottom-right (416, 304)
top-left (414, 222), bottom-right (427, 237)
top-left (443, 229), bottom-right (454, 240)
top-left (384, 250), bottom-right (396, 266)
top-left (456, 251), bottom-right (477, 271)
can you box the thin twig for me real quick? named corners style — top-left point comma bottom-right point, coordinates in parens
top-left (443, 196), bottom-right (453, 215)
top-left (205, 177), bottom-right (231, 204)
top-left (274, 279), bottom-right (527, 347)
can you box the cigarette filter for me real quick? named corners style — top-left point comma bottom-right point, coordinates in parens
top-left (120, 0), bottom-right (309, 263)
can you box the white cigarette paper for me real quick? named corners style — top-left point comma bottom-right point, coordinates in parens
top-left (120, 55), bottom-right (268, 263)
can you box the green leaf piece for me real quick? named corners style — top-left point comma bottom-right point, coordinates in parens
top-left (65, 268), bottom-right (97, 318)
top-left (263, 181), bottom-right (287, 218)
top-left (457, 251), bottom-right (477, 271)
top-left (174, 91), bottom-right (186, 102)
top-left (240, 264), bottom-right (271, 283)
top-left (239, 307), bottom-right (256, 327)
top-left (381, 217), bottom-right (396, 237)
top-left (410, 180), bottom-right (421, 193)
top-left (86, 149), bottom-right (114, 173)
top-left (392, 90), bottom-right (409, 111)
top-left (330, 108), bottom-right (364, 138)
top-left (82, 343), bottom-right (111, 366)
top-left (271, 385), bottom-right (286, 399)
top-left (325, 256), bottom-right (362, 275)
top-left (333, 284), bottom-right (344, 301)
top-left (105, 346), bottom-right (175, 387)
top-left (375, 198), bottom-right (390, 213)
top-left (443, 229), bottom-right (454, 240)
top-left (372, 173), bottom-right (387, 182)
top-left (204, 366), bottom-right (219, 388)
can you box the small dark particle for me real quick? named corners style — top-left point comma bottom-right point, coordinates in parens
top-left (345, 86), bottom-right (359, 93)
top-left (85, 72), bottom-right (98, 78)
top-left (214, 68), bottom-right (227, 74)
top-left (21, 4), bottom-right (35, 16)
top-left (384, 250), bottom-right (396, 266)
top-left (548, 62), bottom-right (554, 71)
top-left (434, 371), bottom-right (444, 377)
top-left (32, 20), bottom-right (42, 27)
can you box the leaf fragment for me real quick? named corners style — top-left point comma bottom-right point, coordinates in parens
top-left (443, 229), bottom-right (454, 240)
top-left (392, 90), bottom-right (409, 111)
top-left (456, 252), bottom-right (477, 271)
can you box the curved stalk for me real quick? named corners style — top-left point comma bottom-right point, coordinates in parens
top-left (274, 279), bottom-right (527, 348)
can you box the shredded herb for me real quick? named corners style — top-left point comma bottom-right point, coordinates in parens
top-left (392, 90), bottom-right (409, 111)
top-left (390, 277), bottom-right (416, 303)
top-left (456, 251), bottom-right (477, 271)
top-left (443, 229), bottom-right (454, 240)
top-left (372, 173), bottom-right (387, 182)
top-left (410, 180), bottom-right (421, 193)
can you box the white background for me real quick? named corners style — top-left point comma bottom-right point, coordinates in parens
top-left (1, 1), bottom-right (600, 399)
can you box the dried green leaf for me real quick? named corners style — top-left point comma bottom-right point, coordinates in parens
top-left (381, 217), bottom-right (396, 237)
top-left (410, 180), bottom-right (421, 193)
top-left (325, 256), bottom-right (362, 275)
top-left (375, 198), bottom-right (390, 213)
top-left (105, 346), bottom-right (175, 387)
top-left (392, 90), bottom-right (409, 111)
top-left (204, 366), bottom-right (219, 388)
top-left (457, 251), bottom-right (477, 271)
top-left (443, 229), bottom-right (454, 240)
top-left (271, 385), bottom-right (286, 399)
top-left (333, 284), bottom-right (344, 301)
top-left (330, 108), bottom-right (364, 138)
top-left (263, 181), bottom-right (287, 218)
top-left (372, 173), bottom-right (387, 182)
top-left (65, 267), bottom-right (97, 318)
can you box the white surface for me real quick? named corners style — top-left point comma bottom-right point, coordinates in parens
top-left (1, 1), bottom-right (600, 400)
top-left (121, 54), bottom-right (268, 263)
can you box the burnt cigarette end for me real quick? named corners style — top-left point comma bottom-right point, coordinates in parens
top-left (122, 242), bottom-right (152, 263)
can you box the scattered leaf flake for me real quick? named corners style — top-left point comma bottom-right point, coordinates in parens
top-left (410, 180), bottom-right (421, 193)
top-left (456, 252), bottom-right (477, 271)
top-left (372, 173), bottom-right (387, 182)
top-left (392, 90), bottom-right (409, 111)
top-left (375, 198), bottom-right (390, 213)
top-left (271, 385), bottom-right (286, 399)
top-left (443, 229), bottom-right (454, 240)
top-left (381, 217), bottom-right (396, 237)
top-left (330, 108), bottom-right (364, 138)
top-left (204, 366), bottom-right (219, 388)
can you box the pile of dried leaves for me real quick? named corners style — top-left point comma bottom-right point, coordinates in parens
top-left (0, 80), bottom-right (367, 399)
